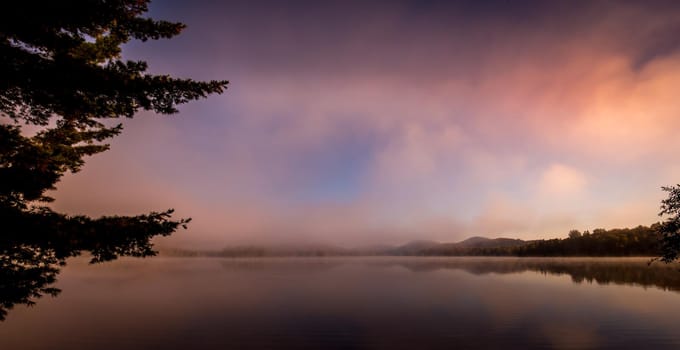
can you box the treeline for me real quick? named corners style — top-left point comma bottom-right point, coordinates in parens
top-left (418, 225), bottom-right (661, 257)
top-left (163, 225), bottom-right (663, 258)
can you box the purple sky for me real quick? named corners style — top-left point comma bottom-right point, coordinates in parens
top-left (52, 0), bottom-right (680, 247)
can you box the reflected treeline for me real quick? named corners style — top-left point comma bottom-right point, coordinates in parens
top-left (377, 258), bottom-right (680, 292)
top-left (218, 257), bottom-right (680, 294)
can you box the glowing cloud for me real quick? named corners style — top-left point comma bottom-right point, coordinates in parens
top-left (48, 0), bottom-right (680, 247)
top-left (538, 164), bottom-right (588, 198)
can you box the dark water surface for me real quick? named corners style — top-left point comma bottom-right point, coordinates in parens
top-left (2, 257), bottom-right (680, 349)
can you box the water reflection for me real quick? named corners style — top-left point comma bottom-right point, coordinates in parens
top-left (219, 257), bottom-right (680, 293)
top-left (378, 257), bottom-right (680, 292)
top-left (2, 257), bottom-right (680, 349)
top-left (2, 255), bottom-right (680, 322)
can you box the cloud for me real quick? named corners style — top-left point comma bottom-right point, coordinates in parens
top-left (46, 1), bottom-right (680, 247)
top-left (538, 164), bottom-right (588, 198)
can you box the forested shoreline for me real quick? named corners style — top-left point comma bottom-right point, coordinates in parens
top-left (419, 226), bottom-right (660, 257)
top-left (165, 225), bottom-right (663, 258)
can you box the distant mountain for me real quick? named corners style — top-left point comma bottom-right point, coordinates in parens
top-left (165, 237), bottom-right (529, 257)
top-left (200, 243), bottom-right (351, 257)
top-left (390, 240), bottom-right (441, 255)
top-left (388, 237), bottom-right (527, 255)
top-left (352, 244), bottom-right (396, 255)
top-left (163, 225), bottom-right (661, 257)
top-left (454, 236), bottom-right (527, 248)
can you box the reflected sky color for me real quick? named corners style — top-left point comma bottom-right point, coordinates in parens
top-left (2, 257), bottom-right (680, 349)
top-left (50, 0), bottom-right (680, 247)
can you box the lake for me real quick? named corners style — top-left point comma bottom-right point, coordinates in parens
top-left (2, 257), bottom-right (680, 349)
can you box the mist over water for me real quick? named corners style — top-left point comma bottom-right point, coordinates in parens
top-left (6, 2), bottom-right (680, 350)
top-left (2, 257), bottom-right (680, 350)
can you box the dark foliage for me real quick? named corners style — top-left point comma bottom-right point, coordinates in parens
top-left (0, 246), bottom-right (61, 321)
top-left (657, 185), bottom-right (680, 262)
top-left (0, 0), bottom-right (227, 319)
top-left (186, 226), bottom-right (662, 258)
top-left (416, 226), bottom-right (661, 257)
top-left (513, 226), bottom-right (661, 257)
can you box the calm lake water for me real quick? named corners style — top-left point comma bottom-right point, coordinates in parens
top-left (2, 257), bottom-right (680, 349)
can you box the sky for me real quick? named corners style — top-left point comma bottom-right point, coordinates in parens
top-left (52, 0), bottom-right (680, 248)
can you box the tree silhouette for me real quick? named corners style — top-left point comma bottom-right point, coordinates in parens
top-left (0, 0), bottom-right (227, 319)
top-left (658, 185), bottom-right (680, 262)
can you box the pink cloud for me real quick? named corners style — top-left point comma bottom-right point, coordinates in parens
top-left (47, 3), bottom-right (680, 247)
